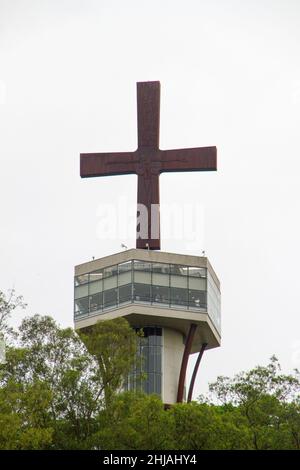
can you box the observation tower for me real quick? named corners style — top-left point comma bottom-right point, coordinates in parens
top-left (74, 82), bottom-right (221, 404)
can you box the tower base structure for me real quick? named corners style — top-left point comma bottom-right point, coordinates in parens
top-left (74, 249), bottom-right (221, 404)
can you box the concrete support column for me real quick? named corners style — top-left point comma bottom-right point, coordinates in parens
top-left (163, 328), bottom-right (185, 404)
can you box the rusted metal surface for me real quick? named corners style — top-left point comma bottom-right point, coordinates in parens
top-left (176, 323), bottom-right (198, 403)
top-left (187, 342), bottom-right (207, 402)
top-left (80, 81), bottom-right (217, 250)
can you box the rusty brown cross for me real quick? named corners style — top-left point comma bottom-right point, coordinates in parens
top-left (80, 81), bottom-right (217, 250)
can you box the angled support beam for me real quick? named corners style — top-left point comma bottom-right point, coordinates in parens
top-left (187, 342), bottom-right (207, 402)
top-left (177, 323), bottom-right (197, 403)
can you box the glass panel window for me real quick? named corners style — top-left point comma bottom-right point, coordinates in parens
top-left (104, 276), bottom-right (117, 290)
top-left (89, 269), bottom-right (104, 282)
top-left (89, 280), bottom-right (103, 294)
top-left (170, 287), bottom-right (188, 307)
top-left (152, 263), bottom-right (169, 274)
top-left (189, 277), bottom-right (206, 290)
top-left (133, 260), bottom-right (151, 272)
top-left (75, 274), bottom-right (89, 286)
top-left (189, 266), bottom-right (206, 278)
top-left (152, 285), bottom-right (169, 305)
top-left (89, 293), bottom-right (102, 312)
top-left (74, 284), bottom-right (88, 300)
top-left (133, 283), bottom-right (151, 302)
top-left (189, 290), bottom-right (206, 309)
top-left (125, 326), bottom-right (162, 397)
top-left (170, 274), bottom-right (188, 289)
top-left (155, 350), bottom-right (161, 373)
top-left (149, 373), bottom-right (156, 394)
top-left (118, 261), bottom-right (132, 273)
top-left (74, 297), bottom-right (89, 315)
top-left (141, 344), bottom-right (148, 372)
top-left (103, 265), bottom-right (118, 278)
top-left (156, 374), bottom-right (162, 395)
top-left (103, 288), bottom-right (118, 308)
top-left (170, 264), bottom-right (188, 276)
top-left (149, 346), bottom-right (155, 372)
top-left (207, 272), bottom-right (221, 335)
top-left (152, 273), bottom-right (169, 287)
top-left (118, 271), bottom-right (132, 286)
top-left (134, 270), bottom-right (151, 284)
top-left (119, 284), bottom-right (132, 304)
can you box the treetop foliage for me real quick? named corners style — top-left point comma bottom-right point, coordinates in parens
top-left (0, 290), bottom-right (299, 450)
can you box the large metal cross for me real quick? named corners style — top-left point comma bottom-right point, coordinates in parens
top-left (80, 81), bottom-right (217, 250)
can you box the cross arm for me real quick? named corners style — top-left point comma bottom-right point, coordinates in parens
top-left (160, 146), bottom-right (217, 173)
top-left (80, 151), bottom-right (138, 178)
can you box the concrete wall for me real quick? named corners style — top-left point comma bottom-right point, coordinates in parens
top-left (74, 303), bottom-right (221, 352)
top-left (163, 328), bottom-right (185, 404)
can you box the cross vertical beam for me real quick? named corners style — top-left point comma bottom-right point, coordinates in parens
top-left (80, 81), bottom-right (217, 250)
top-left (137, 81), bottom-right (160, 148)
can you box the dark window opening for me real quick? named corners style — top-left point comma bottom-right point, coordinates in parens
top-left (103, 288), bottom-right (118, 308)
top-left (119, 284), bottom-right (132, 305)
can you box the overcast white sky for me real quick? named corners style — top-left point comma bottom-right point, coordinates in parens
top-left (1, 0), bottom-right (300, 397)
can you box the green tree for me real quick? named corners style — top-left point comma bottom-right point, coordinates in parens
top-left (94, 392), bottom-right (172, 450)
top-left (167, 402), bottom-right (251, 450)
top-left (79, 318), bottom-right (139, 407)
top-left (208, 356), bottom-right (300, 449)
top-left (1, 292), bottom-right (299, 451)
top-left (1, 315), bottom-right (100, 449)
top-left (0, 379), bottom-right (53, 449)
top-left (0, 314), bottom-right (139, 449)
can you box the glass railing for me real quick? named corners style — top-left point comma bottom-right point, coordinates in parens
top-left (74, 259), bottom-right (221, 335)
